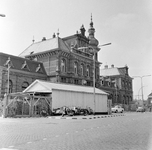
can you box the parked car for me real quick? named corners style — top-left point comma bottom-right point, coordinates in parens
top-left (111, 105), bottom-right (124, 113)
top-left (136, 107), bottom-right (145, 112)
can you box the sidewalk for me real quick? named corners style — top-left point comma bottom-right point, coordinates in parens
top-left (48, 113), bottom-right (125, 119)
top-left (0, 113), bottom-right (125, 120)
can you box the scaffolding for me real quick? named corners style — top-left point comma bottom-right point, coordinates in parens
top-left (2, 92), bottom-right (52, 118)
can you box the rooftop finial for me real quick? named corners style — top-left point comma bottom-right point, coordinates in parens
top-left (90, 13), bottom-right (93, 27)
top-left (53, 33), bottom-right (56, 38)
top-left (57, 28), bottom-right (60, 37)
top-left (32, 36), bottom-right (35, 43)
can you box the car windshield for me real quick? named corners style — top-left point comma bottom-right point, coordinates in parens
top-left (114, 106), bottom-right (119, 108)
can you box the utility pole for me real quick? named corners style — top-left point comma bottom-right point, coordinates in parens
top-left (89, 43), bottom-right (111, 114)
top-left (78, 43), bottom-right (111, 114)
top-left (133, 75), bottom-right (151, 101)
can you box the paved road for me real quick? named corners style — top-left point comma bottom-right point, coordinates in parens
top-left (0, 113), bottom-right (152, 150)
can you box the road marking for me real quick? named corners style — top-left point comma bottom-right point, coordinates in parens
top-left (0, 148), bottom-right (18, 150)
top-left (43, 138), bottom-right (47, 140)
top-left (66, 133), bottom-right (69, 135)
top-left (27, 142), bottom-right (32, 144)
top-left (8, 146), bottom-right (14, 148)
top-left (75, 131), bottom-right (78, 133)
top-left (55, 135), bottom-right (59, 137)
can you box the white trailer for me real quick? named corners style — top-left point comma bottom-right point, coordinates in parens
top-left (23, 80), bottom-right (109, 113)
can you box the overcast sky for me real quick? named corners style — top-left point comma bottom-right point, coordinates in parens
top-left (0, 0), bottom-right (152, 100)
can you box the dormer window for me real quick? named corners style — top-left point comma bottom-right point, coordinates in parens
top-left (21, 61), bottom-right (30, 71)
top-left (4, 57), bottom-right (14, 68)
top-left (36, 64), bottom-right (43, 73)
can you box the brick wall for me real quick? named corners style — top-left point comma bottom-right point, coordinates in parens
top-left (0, 67), bottom-right (47, 97)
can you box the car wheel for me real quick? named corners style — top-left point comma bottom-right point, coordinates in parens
top-left (115, 110), bottom-right (118, 113)
top-left (121, 110), bottom-right (123, 113)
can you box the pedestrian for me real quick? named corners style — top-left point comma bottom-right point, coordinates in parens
top-left (62, 106), bottom-right (66, 117)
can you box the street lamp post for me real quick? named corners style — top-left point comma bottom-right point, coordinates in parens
top-left (133, 75), bottom-right (151, 101)
top-left (78, 43), bottom-right (111, 114)
top-left (138, 86), bottom-right (146, 100)
top-left (7, 63), bottom-right (11, 94)
top-left (4, 57), bottom-right (11, 94)
top-left (89, 43), bottom-right (111, 115)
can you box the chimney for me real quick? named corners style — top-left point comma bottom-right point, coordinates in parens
top-left (53, 33), bottom-right (56, 38)
top-left (125, 65), bottom-right (129, 75)
top-left (111, 64), bottom-right (114, 68)
top-left (104, 65), bottom-right (108, 69)
top-left (42, 37), bottom-right (46, 41)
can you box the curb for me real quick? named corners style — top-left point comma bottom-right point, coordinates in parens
top-left (48, 114), bottom-right (125, 120)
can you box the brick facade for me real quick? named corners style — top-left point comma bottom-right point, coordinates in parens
top-left (0, 53), bottom-right (47, 98)
top-left (0, 19), bottom-right (133, 107)
top-left (100, 65), bottom-right (133, 106)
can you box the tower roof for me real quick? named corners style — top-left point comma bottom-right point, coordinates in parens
top-left (88, 15), bottom-right (99, 46)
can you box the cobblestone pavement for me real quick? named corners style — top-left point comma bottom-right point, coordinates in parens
top-left (0, 112), bottom-right (152, 150)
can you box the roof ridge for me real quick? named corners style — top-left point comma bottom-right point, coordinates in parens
top-left (101, 67), bottom-right (118, 70)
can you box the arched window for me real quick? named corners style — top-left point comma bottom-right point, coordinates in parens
top-left (22, 82), bottom-right (29, 91)
top-left (5, 80), bottom-right (13, 93)
top-left (101, 80), bottom-right (104, 85)
top-left (86, 65), bottom-right (90, 77)
top-left (108, 81), bottom-right (111, 86)
top-left (61, 59), bottom-right (66, 73)
top-left (74, 62), bottom-right (78, 75)
top-left (80, 64), bottom-right (84, 76)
